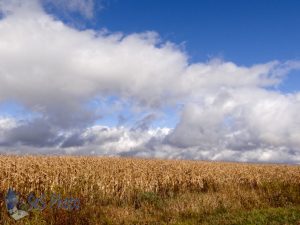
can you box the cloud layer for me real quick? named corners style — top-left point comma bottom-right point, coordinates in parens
top-left (0, 0), bottom-right (300, 163)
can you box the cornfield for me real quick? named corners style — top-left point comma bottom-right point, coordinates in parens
top-left (0, 155), bottom-right (300, 224)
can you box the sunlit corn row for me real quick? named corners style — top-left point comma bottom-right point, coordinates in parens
top-left (0, 155), bottom-right (299, 202)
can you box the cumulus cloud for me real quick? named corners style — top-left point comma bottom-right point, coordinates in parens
top-left (0, 0), bottom-right (300, 163)
top-left (164, 88), bottom-right (300, 162)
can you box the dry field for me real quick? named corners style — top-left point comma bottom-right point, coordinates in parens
top-left (0, 155), bottom-right (300, 224)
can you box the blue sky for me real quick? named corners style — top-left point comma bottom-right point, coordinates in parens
top-left (44, 0), bottom-right (300, 92)
top-left (0, 0), bottom-right (300, 163)
top-left (46, 0), bottom-right (300, 64)
top-left (98, 0), bottom-right (300, 64)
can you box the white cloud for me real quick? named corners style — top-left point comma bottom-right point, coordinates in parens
top-left (0, 1), bottom-right (300, 163)
top-left (165, 88), bottom-right (300, 163)
top-left (0, 117), bottom-right (17, 145)
top-left (0, 117), bottom-right (16, 129)
top-left (43, 0), bottom-right (97, 19)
